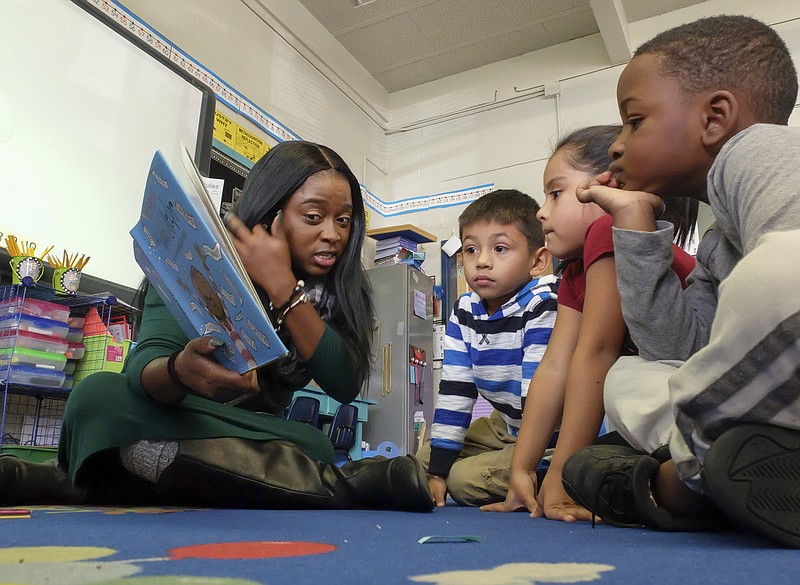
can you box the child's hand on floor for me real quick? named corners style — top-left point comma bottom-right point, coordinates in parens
top-left (428, 475), bottom-right (448, 507)
top-left (534, 468), bottom-right (595, 523)
top-left (480, 468), bottom-right (539, 515)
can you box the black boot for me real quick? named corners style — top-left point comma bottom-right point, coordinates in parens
top-left (0, 454), bottom-right (88, 505)
top-left (154, 438), bottom-right (434, 511)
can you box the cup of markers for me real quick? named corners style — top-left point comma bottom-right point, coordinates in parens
top-left (4, 234), bottom-right (48, 285)
top-left (48, 251), bottom-right (90, 295)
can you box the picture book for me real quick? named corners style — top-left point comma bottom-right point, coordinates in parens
top-left (130, 148), bottom-right (288, 374)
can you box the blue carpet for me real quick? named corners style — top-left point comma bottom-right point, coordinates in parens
top-left (0, 504), bottom-right (795, 585)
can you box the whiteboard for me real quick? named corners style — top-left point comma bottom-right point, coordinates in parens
top-left (0, 0), bottom-right (215, 289)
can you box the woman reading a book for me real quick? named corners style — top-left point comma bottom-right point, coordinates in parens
top-left (0, 141), bottom-right (433, 511)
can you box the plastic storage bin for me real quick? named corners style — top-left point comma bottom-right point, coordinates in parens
top-left (0, 329), bottom-right (69, 354)
top-left (0, 283), bottom-right (139, 449)
top-left (0, 364), bottom-right (67, 389)
top-left (0, 314), bottom-right (70, 339)
top-left (0, 296), bottom-right (71, 322)
top-left (65, 327), bottom-right (84, 343)
top-left (65, 342), bottom-right (86, 360)
top-left (0, 347), bottom-right (67, 371)
top-left (73, 334), bottom-right (131, 381)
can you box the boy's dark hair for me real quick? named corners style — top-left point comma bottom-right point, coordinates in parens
top-left (459, 189), bottom-right (544, 250)
top-left (556, 125), bottom-right (698, 248)
top-left (636, 15), bottom-right (798, 125)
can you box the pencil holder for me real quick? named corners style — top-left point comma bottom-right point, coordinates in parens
top-left (53, 267), bottom-right (82, 295)
top-left (10, 255), bottom-right (44, 285)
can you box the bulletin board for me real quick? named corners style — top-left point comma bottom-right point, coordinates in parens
top-left (0, 0), bottom-right (215, 290)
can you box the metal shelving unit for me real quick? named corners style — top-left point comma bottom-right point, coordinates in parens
top-left (0, 281), bottom-right (138, 448)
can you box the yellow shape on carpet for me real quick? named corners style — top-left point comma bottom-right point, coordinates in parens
top-left (0, 546), bottom-right (117, 563)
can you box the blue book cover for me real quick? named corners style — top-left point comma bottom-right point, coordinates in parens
top-left (130, 149), bottom-right (288, 374)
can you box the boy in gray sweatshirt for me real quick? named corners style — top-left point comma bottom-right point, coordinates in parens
top-left (561, 15), bottom-right (800, 548)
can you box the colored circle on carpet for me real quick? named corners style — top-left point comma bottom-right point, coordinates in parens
top-left (168, 541), bottom-right (337, 560)
top-left (90, 578), bottom-right (261, 585)
top-left (0, 546), bottom-right (116, 563)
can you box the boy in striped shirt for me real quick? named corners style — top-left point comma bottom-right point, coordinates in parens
top-left (417, 189), bottom-right (558, 506)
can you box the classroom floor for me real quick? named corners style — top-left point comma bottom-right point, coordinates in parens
top-left (1, 503), bottom-right (795, 585)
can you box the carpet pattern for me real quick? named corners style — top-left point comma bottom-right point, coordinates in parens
top-left (0, 504), bottom-right (796, 585)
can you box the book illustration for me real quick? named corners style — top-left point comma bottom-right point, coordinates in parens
top-left (188, 264), bottom-right (257, 370)
top-left (175, 201), bottom-right (197, 229)
top-left (222, 272), bottom-right (244, 307)
top-left (201, 242), bottom-right (222, 261)
top-left (131, 149), bottom-right (287, 374)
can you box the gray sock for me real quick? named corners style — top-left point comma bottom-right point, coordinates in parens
top-left (119, 440), bottom-right (179, 483)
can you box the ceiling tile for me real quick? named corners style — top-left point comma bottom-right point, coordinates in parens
top-left (412, 45), bottom-right (487, 84)
top-left (299, 0), bottom-right (430, 34)
top-left (478, 23), bottom-right (553, 63)
top-left (621, 0), bottom-right (710, 22)
top-left (337, 13), bottom-right (436, 73)
top-left (294, 0), bottom-right (714, 92)
top-left (541, 8), bottom-right (599, 45)
top-left (413, 23), bottom-right (551, 84)
top-left (374, 63), bottom-right (426, 93)
top-left (409, 0), bottom-right (571, 50)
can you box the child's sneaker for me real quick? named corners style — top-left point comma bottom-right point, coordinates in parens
top-left (562, 445), bottom-right (660, 527)
top-left (562, 445), bottom-right (725, 531)
top-left (704, 424), bottom-right (800, 548)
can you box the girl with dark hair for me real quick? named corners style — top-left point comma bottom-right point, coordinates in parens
top-left (0, 141), bottom-right (433, 511)
top-left (483, 125), bottom-right (695, 520)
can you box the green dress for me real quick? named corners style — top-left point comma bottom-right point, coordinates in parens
top-left (58, 286), bottom-right (361, 483)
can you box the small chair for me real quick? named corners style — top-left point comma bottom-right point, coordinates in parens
top-left (286, 396), bottom-right (320, 428)
top-left (328, 404), bottom-right (358, 466)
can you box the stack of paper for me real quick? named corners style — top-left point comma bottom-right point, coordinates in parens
top-left (374, 235), bottom-right (424, 267)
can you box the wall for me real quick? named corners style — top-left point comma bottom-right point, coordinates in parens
top-left (115, 0), bottom-right (391, 200)
top-left (388, 0), bottom-right (800, 279)
top-left (114, 0), bottom-right (800, 284)
top-left (0, 0), bottom-right (215, 291)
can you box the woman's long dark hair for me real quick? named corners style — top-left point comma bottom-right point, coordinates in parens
top-left (555, 125), bottom-right (698, 247)
top-left (232, 141), bottom-right (374, 387)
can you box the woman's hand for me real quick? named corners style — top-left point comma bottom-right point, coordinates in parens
top-left (171, 336), bottom-right (257, 403)
top-left (533, 467), bottom-right (595, 523)
top-left (225, 212), bottom-right (296, 305)
top-left (575, 171), bottom-right (664, 233)
top-left (480, 467), bottom-right (539, 515)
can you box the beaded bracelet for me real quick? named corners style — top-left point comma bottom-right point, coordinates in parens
top-left (269, 279), bottom-right (305, 315)
top-left (275, 292), bottom-right (310, 329)
top-left (166, 349), bottom-right (194, 396)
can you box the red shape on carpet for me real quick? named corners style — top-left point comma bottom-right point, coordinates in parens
top-left (168, 541), bottom-right (337, 559)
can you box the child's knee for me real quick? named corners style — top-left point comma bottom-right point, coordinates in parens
top-left (447, 460), bottom-right (509, 506)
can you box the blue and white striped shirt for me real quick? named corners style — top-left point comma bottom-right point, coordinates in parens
top-left (428, 275), bottom-right (558, 476)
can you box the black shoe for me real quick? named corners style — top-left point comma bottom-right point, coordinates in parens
top-left (562, 445), bottom-right (657, 527)
top-left (0, 454), bottom-right (87, 505)
top-left (704, 424), bottom-right (800, 548)
top-left (562, 445), bottom-right (723, 531)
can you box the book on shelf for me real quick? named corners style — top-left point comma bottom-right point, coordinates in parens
top-left (374, 249), bottom-right (414, 265)
top-left (374, 235), bottom-right (418, 253)
top-left (373, 250), bottom-right (426, 270)
top-left (374, 245), bottom-right (415, 261)
top-left (130, 148), bottom-right (288, 375)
